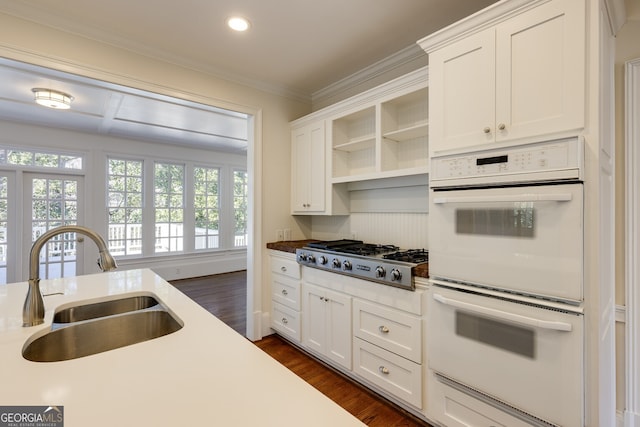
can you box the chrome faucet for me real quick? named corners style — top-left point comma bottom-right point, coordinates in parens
top-left (23, 225), bottom-right (118, 327)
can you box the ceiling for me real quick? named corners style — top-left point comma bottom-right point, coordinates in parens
top-left (0, 0), bottom-right (497, 152)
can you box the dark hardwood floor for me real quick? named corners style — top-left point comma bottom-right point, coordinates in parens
top-left (169, 272), bottom-right (431, 427)
top-left (170, 270), bottom-right (247, 335)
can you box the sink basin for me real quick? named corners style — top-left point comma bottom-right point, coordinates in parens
top-left (23, 293), bottom-right (184, 362)
top-left (23, 309), bottom-right (183, 362)
top-left (53, 294), bottom-right (160, 323)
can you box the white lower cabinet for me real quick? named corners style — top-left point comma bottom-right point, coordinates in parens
top-left (291, 266), bottom-right (428, 421)
top-left (352, 298), bottom-right (423, 409)
top-left (302, 282), bottom-right (352, 369)
top-left (353, 338), bottom-right (423, 408)
top-left (272, 302), bottom-right (301, 342)
top-left (428, 371), bottom-right (532, 427)
top-left (352, 298), bottom-right (422, 363)
top-left (269, 251), bottom-right (302, 343)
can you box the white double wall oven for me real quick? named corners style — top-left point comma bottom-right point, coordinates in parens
top-left (427, 137), bottom-right (585, 427)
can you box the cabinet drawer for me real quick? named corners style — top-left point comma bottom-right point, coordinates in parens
top-left (353, 299), bottom-right (421, 363)
top-left (428, 371), bottom-right (532, 427)
top-left (271, 256), bottom-right (300, 280)
top-left (271, 274), bottom-right (301, 310)
top-left (353, 338), bottom-right (422, 408)
top-left (271, 302), bottom-right (301, 342)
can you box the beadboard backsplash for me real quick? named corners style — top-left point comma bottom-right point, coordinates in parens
top-left (310, 212), bottom-right (429, 249)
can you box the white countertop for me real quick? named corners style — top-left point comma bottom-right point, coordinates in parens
top-left (0, 269), bottom-right (364, 426)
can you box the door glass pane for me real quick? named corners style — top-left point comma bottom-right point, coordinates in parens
top-left (456, 205), bottom-right (535, 237)
top-left (0, 176), bottom-right (7, 284)
top-left (455, 311), bottom-right (535, 358)
top-left (31, 177), bottom-right (79, 279)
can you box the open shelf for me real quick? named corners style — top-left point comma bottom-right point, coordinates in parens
top-left (333, 134), bottom-right (376, 152)
top-left (382, 121), bottom-right (429, 142)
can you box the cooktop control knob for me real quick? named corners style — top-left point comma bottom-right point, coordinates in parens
top-left (342, 261), bottom-right (352, 271)
top-left (298, 253), bottom-right (307, 262)
top-left (375, 266), bottom-right (386, 278)
top-left (306, 254), bottom-right (316, 263)
top-left (332, 259), bottom-right (341, 269)
top-left (391, 268), bottom-right (402, 281)
top-left (319, 255), bottom-right (328, 265)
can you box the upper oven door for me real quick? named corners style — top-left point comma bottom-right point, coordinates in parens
top-left (430, 183), bottom-right (583, 302)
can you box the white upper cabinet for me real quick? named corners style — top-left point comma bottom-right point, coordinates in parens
top-left (291, 68), bottom-right (428, 194)
top-left (291, 121), bottom-right (326, 214)
top-left (330, 83), bottom-right (429, 183)
top-left (421, 0), bottom-right (585, 156)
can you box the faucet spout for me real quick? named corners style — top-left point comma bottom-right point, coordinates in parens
top-left (23, 225), bottom-right (117, 327)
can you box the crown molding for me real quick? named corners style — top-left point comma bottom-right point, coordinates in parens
top-left (311, 44), bottom-right (426, 107)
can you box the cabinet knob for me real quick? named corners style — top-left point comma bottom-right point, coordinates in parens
top-left (378, 366), bottom-right (390, 375)
top-left (498, 123), bottom-right (506, 131)
top-left (280, 266), bottom-right (287, 272)
top-left (483, 127), bottom-right (491, 134)
top-left (282, 317), bottom-right (288, 324)
top-left (378, 325), bottom-right (390, 333)
top-left (281, 289), bottom-right (288, 296)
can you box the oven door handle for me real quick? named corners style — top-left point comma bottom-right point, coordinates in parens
top-left (432, 193), bottom-right (573, 204)
top-left (432, 293), bottom-right (573, 332)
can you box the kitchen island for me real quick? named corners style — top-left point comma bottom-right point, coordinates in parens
top-left (0, 268), bottom-right (365, 426)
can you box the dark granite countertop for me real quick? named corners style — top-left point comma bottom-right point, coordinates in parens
top-left (266, 239), bottom-right (319, 254)
top-left (266, 239), bottom-right (428, 279)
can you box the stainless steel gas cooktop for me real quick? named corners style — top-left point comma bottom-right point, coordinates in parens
top-left (295, 240), bottom-right (428, 290)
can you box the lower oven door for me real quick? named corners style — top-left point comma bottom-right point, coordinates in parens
top-left (430, 183), bottom-right (583, 302)
top-left (428, 284), bottom-right (583, 427)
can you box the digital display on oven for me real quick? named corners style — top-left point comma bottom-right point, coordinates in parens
top-left (476, 154), bottom-right (508, 166)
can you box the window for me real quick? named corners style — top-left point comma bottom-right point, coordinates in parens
top-left (194, 166), bottom-right (220, 250)
top-left (107, 158), bottom-right (143, 256)
top-left (154, 162), bottom-right (184, 253)
top-left (105, 157), bottom-right (245, 258)
top-left (0, 148), bottom-right (82, 169)
top-left (233, 170), bottom-right (248, 248)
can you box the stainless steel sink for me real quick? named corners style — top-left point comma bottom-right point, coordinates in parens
top-left (23, 294), bottom-right (183, 362)
top-left (53, 294), bottom-right (160, 323)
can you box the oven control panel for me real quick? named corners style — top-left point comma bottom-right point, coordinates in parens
top-left (430, 137), bottom-right (583, 188)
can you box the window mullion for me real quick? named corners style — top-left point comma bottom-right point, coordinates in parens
top-left (183, 163), bottom-right (195, 253)
top-left (142, 160), bottom-right (156, 256)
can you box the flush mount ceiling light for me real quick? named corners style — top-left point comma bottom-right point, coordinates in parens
top-left (31, 88), bottom-right (74, 109)
top-left (227, 16), bottom-right (250, 32)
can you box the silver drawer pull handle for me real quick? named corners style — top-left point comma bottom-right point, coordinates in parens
top-left (281, 289), bottom-right (288, 296)
top-left (378, 326), bottom-right (389, 333)
top-left (282, 317), bottom-right (288, 324)
top-left (379, 366), bottom-right (389, 375)
top-left (483, 127), bottom-right (491, 134)
top-left (280, 266), bottom-right (287, 272)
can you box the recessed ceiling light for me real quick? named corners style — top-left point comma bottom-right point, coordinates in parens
top-left (227, 16), bottom-right (250, 32)
top-left (32, 88), bottom-right (74, 109)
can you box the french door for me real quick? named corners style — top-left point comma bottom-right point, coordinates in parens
top-left (24, 173), bottom-right (85, 280)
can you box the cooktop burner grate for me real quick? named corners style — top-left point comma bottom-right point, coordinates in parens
top-left (383, 249), bottom-right (429, 263)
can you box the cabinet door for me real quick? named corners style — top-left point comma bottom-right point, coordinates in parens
top-left (291, 122), bottom-right (326, 213)
top-left (302, 283), bottom-right (327, 354)
top-left (429, 28), bottom-right (495, 155)
top-left (325, 288), bottom-right (352, 369)
top-left (495, 0), bottom-right (584, 142)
